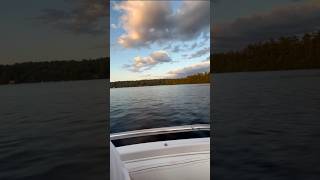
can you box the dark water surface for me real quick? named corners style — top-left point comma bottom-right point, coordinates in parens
top-left (110, 84), bottom-right (210, 133)
top-left (0, 80), bottom-right (107, 180)
top-left (213, 70), bottom-right (320, 180)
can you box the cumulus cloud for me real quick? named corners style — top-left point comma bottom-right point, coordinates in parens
top-left (213, 1), bottom-right (320, 52)
top-left (36, 0), bottom-right (108, 35)
top-left (124, 50), bottom-right (172, 72)
top-left (114, 1), bottom-right (210, 48)
top-left (167, 59), bottom-right (210, 78)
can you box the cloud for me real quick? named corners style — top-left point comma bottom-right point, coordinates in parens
top-left (111, 24), bottom-right (118, 29)
top-left (190, 42), bottom-right (198, 49)
top-left (167, 59), bottom-right (210, 78)
top-left (114, 1), bottom-right (210, 48)
top-left (200, 32), bottom-right (210, 45)
top-left (213, 1), bottom-right (320, 52)
top-left (163, 43), bottom-right (172, 50)
top-left (187, 47), bottom-right (210, 59)
top-left (36, 0), bottom-right (108, 35)
top-left (124, 50), bottom-right (172, 72)
top-left (172, 45), bottom-right (181, 53)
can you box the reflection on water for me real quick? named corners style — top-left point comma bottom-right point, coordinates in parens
top-left (0, 80), bottom-right (107, 180)
top-left (110, 84), bottom-right (210, 133)
top-left (213, 70), bottom-right (320, 180)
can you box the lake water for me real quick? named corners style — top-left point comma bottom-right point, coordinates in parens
top-left (0, 80), bottom-right (108, 180)
top-left (213, 70), bottom-right (320, 180)
top-left (110, 84), bottom-right (210, 133)
top-left (3, 70), bottom-right (318, 179)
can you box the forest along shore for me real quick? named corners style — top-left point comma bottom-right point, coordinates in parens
top-left (0, 57), bottom-right (109, 85)
top-left (212, 31), bottom-right (320, 73)
top-left (110, 72), bottom-right (210, 88)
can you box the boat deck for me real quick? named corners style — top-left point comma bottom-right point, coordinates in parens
top-left (117, 138), bottom-right (210, 180)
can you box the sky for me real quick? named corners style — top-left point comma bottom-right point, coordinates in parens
top-left (0, 0), bottom-right (108, 65)
top-left (110, 1), bottom-right (210, 82)
top-left (213, 0), bottom-right (320, 52)
top-left (2, 0), bottom-right (319, 78)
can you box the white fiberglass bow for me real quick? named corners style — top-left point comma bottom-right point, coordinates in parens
top-left (110, 124), bottom-right (210, 180)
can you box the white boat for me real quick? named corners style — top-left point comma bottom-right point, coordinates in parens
top-left (110, 124), bottom-right (210, 180)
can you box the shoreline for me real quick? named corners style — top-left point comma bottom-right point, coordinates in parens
top-left (110, 82), bottom-right (210, 89)
top-left (0, 78), bottom-right (107, 86)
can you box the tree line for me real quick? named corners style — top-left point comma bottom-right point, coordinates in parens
top-left (0, 57), bottom-right (109, 85)
top-left (4, 31), bottom-right (319, 85)
top-left (111, 72), bottom-right (210, 88)
top-left (212, 31), bottom-right (320, 73)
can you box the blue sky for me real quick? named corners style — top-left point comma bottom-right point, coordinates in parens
top-left (110, 1), bottom-right (210, 82)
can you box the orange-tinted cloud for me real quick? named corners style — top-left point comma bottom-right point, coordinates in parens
top-left (114, 1), bottom-right (210, 48)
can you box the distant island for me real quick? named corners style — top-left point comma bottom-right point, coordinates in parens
top-left (212, 31), bottom-right (320, 73)
top-left (111, 72), bottom-right (210, 88)
top-left (0, 57), bottom-right (109, 85)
